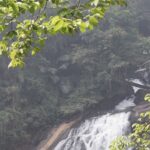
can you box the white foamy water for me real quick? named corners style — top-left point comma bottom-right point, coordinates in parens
top-left (129, 79), bottom-right (144, 93)
top-left (54, 97), bottom-right (135, 150)
top-left (115, 95), bottom-right (136, 111)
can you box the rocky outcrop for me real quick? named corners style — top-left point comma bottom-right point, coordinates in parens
top-left (125, 80), bottom-right (150, 90)
top-left (130, 102), bottom-right (150, 123)
top-left (36, 117), bottom-right (82, 150)
top-left (133, 103), bottom-right (150, 113)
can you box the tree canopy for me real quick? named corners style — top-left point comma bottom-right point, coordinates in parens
top-left (0, 0), bottom-right (126, 68)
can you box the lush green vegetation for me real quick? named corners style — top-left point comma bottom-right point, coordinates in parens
top-left (0, 0), bottom-right (150, 149)
top-left (0, 0), bottom-right (126, 68)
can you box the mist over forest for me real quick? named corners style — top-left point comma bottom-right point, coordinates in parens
top-left (0, 0), bottom-right (150, 150)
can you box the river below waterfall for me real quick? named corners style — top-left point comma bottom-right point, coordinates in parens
top-left (54, 97), bottom-right (135, 150)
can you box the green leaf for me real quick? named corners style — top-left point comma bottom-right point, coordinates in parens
top-left (8, 59), bottom-right (24, 68)
top-left (10, 2), bottom-right (19, 15)
top-left (89, 16), bottom-right (98, 26)
top-left (0, 25), bottom-right (4, 32)
top-left (31, 47), bottom-right (40, 56)
top-left (0, 41), bottom-right (7, 55)
top-left (53, 19), bottom-right (64, 32)
top-left (17, 2), bottom-right (28, 12)
top-left (144, 94), bottom-right (150, 102)
top-left (39, 38), bottom-right (46, 46)
top-left (88, 24), bottom-right (94, 30)
top-left (79, 22), bottom-right (88, 33)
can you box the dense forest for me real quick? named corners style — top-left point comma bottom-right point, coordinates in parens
top-left (0, 0), bottom-right (150, 149)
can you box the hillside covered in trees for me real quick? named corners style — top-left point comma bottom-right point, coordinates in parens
top-left (0, 0), bottom-right (150, 149)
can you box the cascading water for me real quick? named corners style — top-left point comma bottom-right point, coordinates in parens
top-left (54, 78), bottom-right (146, 150)
top-left (54, 97), bottom-right (135, 150)
top-left (115, 95), bottom-right (136, 111)
top-left (129, 79), bottom-right (144, 93)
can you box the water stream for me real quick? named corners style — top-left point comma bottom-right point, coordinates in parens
top-left (54, 97), bottom-right (135, 150)
top-left (54, 78), bottom-right (146, 150)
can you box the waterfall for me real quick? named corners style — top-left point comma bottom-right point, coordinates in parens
top-left (53, 77), bottom-right (148, 150)
top-left (54, 97), bottom-right (135, 150)
top-left (129, 78), bottom-right (144, 93)
top-left (115, 95), bottom-right (136, 111)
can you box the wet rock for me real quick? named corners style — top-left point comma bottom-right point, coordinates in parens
top-left (130, 102), bottom-right (150, 123)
